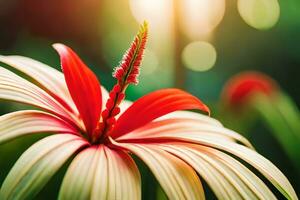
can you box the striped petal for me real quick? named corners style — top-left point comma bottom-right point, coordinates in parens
top-left (118, 136), bottom-right (296, 199)
top-left (115, 117), bottom-right (297, 199)
top-left (204, 140), bottom-right (298, 200)
top-left (117, 117), bottom-right (252, 148)
top-left (110, 88), bottom-right (210, 138)
top-left (0, 134), bottom-right (88, 200)
top-left (59, 145), bottom-right (140, 200)
top-left (0, 55), bottom-right (76, 113)
top-left (118, 100), bottom-right (220, 127)
top-left (160, 143), bottom-right (276, 199)
top-left (157, 110), bottom-right (222, 127)
top-left (114, 142), bottom-right (205, 200)
top-left (53, 44), bottom-right (102, 134)
top-left (0, 66), bottom-right (74, 122)
top-left (0, 110), bottom-right (78, 144)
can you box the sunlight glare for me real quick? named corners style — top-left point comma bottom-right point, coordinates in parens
top-left (129, 0), bottom-right (173, 28)
top-left (180, 0), bottom-right (225, 39)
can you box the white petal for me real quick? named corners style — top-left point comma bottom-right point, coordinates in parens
top-left (206, 140), bottom-right (298, 200)
top-left (117, 118), bottom-right (252, 148)
top-left (169, 138), bottom-right (298, 200)
top-left (118, 100), bottom-right (132, 117)
top-left (59, 145), bottom-right (141, 200)
top-left (0, 110), bottom-right (78, 144)
top-left (0, 55), bottom-right (76, 112)
top-left (197, 145), bottom-right (276, 199)
top-left (115, 117), bottom-right (297, 199)
top-left (114, 142), bottom-right (205, 200)
top-left (160, 144), bottom-right (238, 199)
top-left (161, 143), bottom-right (276, 200)
top-left (0, 55), bottom-right (111, 115)
top-left (0, 134), bottom-right (88, 200)
top-left (157, 110), bottom-right (222, 127)
top-left (0, 67), bottom-right (75, 123)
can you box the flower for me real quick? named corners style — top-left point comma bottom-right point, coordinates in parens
top-left (222, 71), bottom-right (300, 171)
top-left (0, 24), bottom-right (297, 200)
top-left (221, 71), bottom-right (278, 110)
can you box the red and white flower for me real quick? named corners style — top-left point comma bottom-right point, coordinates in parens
top-left (0, 23), bottom-right (297, 200)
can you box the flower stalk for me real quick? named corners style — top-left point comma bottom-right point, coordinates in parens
top-left (94, 22), bottom-right (148, 143)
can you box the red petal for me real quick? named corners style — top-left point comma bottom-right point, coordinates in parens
top-left (53, 43), bottom-right (102, 134)
top-left (110, 88), bottom-right (210, 138)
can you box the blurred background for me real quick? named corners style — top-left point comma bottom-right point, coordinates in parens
top-left (0, 0), bottom-right (299, 199)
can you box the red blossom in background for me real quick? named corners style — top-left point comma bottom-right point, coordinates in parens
top-left (222, 71), bottom-right (278, 108)
top-left (222, 71), bottom-right (300, 171)
top-left (0, 24), bottom-right (297, 200)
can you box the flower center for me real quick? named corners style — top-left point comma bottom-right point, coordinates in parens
top-left (91, 22), bottom-right (148, 144)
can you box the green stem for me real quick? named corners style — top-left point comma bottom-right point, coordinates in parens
top-left (251, 93), bottom-right (300, 169)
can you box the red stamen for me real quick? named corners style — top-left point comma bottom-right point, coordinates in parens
top-left (113, 21), bottom-right (148, 85)
top-left (93, 22), bottom-right (148, 143)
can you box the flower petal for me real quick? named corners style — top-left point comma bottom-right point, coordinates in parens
top-left (119, 100), bottom-right (133, 116)
top-left (0, 110), bottom-right (77, 144)
top-left (118, 101), bottom-right (221, 126)
top-left (115, 117), bottom-right (297, 199)
top-left (53, 43), bottom-right (102, 134)
top-left (0, 55), bottom-right (76, 113)
top-left (0, 134), bottom-right (88, 200)
top-left (161, 143), bottom-right (276, 200)
top-left (207, 140), bottom-right (298, 200)
top-left (0, 67), bottom-right (74, 122)
top-left (159, 139), bottom-right (297, 199)
top-left (158, 110), bottom-right (222, 126)
top-left (59, 145), bottom-right (141, 200)
top-left (110, 88), bottom-right (210, 138)
top-left (113, 142), bottom-right (205, 200)
top-left (116, 117), bottom-right (252, 148)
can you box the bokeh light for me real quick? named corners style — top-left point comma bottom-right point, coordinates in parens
top-left (141, 49), bottom-right (159, 75)
top-left (129, 0), bottom-right (173, 28)
top-left (179, 0), bottom-right (225, 39)
top-left (182, 41), bottom-right (217, 72)
top-left (238, 0), bottom-right (280, 30)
